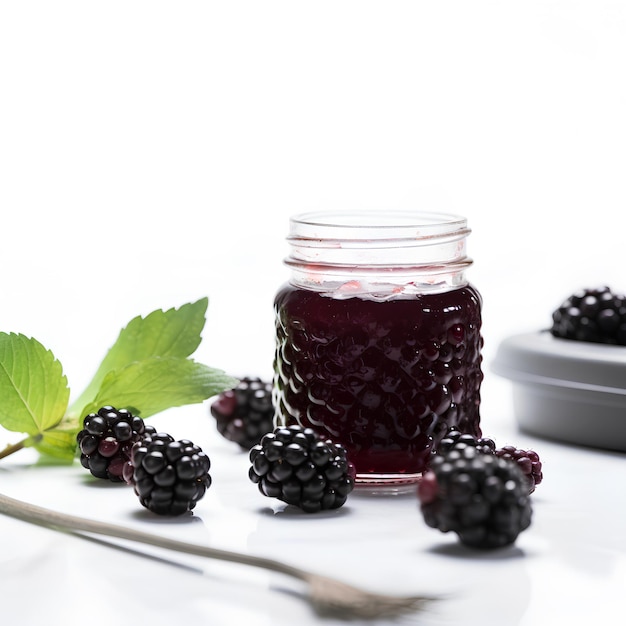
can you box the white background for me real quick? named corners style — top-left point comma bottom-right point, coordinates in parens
top-left (1, 4), bottom-right (626, 625)
top-left (2, 1), bottom-right (625, 399)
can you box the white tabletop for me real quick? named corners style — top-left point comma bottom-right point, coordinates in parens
top-left (1, 2), bottom-right (625, 625)
top-left (1, 378), bottom-right (625, 626)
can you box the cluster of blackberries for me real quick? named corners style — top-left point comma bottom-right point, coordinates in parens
top-left (212, 378), bottom-right (356, 513)
top-left (418, 429), bottom-right (542, 549)
top-left (211, 380), bottom-right (545, 541)
top-left (551, 286), bottom-right (626, 345)
top-left (79, 381), bottom-right (545, 548)
top-left (78, 392), bottom-right (357, 516)
top-left (77, 406), bottom-right (211, 516)
top-left (435, 430), bottom-right (543, 494)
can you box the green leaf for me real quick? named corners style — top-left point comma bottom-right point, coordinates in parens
top-left (32, 410), bottom-right (82, 461)
top-left (69, 298), bottom-right (208, 418)
top-left (34, 428), bottom-right (79, 462)
top-left (79, 356), bottom-right (238, 420)
top-left (0, 333), bottom-right (70, 435)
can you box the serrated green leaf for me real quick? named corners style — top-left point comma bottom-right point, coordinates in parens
top-left (69, 298), bottom-right (208, 418)
top-left (0, 333), bottom-right (70, 435)
top-left (79, 356), bottom-right (238, 420)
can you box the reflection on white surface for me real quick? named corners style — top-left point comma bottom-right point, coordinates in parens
top-left (1, 400), bottom-right (625, 626)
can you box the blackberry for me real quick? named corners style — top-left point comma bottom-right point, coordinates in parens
top-left (77, 406), bottom-right (156, 482)
top-left (127, 432), bottom-right (211, 516)
top-left (248, 425), bottom-right (355, 513)
top-left (435, 429), bottom-right (496, 456)
top-left (432, 429), bottom-right (543, 495)
top-left (495, 446), bottom-right (543, 494)
top-left (210, 377), bottom-right (275, 450)
top-left (551, 286), bottom-right (626, 345)
top-left (418, 445), bottom-right (532, 549)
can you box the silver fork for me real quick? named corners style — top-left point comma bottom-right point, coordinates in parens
top-left (0, 491), bottom-right (436, 620)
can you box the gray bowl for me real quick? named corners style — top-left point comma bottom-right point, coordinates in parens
top-left (491, 331), bottom-right (626, 451)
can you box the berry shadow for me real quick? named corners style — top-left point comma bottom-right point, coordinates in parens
top-left (129, 508), bottom-right (206, 526)
top-left (257, 503), bottom-right (354, 520)
top-left (426, 541), bottom-right (526, 561)
top-left (78, 475), bottom-right (130, 488)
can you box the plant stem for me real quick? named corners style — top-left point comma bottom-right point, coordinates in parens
top-left (0, 434), bottom-right (42, 461)
top-left (0, 438), bottom-right (27, 460)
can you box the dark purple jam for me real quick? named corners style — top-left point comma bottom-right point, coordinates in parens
top-left (273, 284), bottom-right (484, 478)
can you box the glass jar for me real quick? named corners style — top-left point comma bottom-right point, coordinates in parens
top-left (273, 210), bottom-right (484, 489)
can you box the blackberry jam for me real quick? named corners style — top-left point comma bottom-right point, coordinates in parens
top-left (273, 211), bottom-right (484, 488)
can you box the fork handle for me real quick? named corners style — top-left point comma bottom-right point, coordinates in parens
top-left (0, 491), bottom-right (309, 582)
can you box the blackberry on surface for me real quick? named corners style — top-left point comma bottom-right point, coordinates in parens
top-left (249, 425), bottom-right (356, 513)
top-left (77, 406), bottom-right (156, 482)
top-left (435, 429), bottom-right (496, 456)
top-left (127, 432), bottom-right (212, 516)
top-left (495, 446), bottom-right (543, 494)
top-left (551, 286), bottom-right (626, 345)
top-left (432, 429), bottom-right (543, 495)
top-left (418, 445), bottom-right (532, 549)
top-left (210, 377), bottom-right (275, 450)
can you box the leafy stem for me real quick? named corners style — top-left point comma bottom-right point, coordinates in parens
top-left (0, 298), bottom-right (237, 464)
top-left (0, 434), bottom-right (42, 460)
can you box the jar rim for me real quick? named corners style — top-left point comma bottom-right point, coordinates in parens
top-left (285, 210), bottom-right (472, 292)
top-left (289, 210), bottom-right (469, 244)
top-left (291, 210), bottom-right (466, 230)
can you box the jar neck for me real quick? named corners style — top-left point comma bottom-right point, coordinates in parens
top-left (285, 210), bottom-right (473, 298)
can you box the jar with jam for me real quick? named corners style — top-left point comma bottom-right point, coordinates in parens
top-left (273, 211), bottom-right (483, 488)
